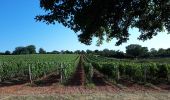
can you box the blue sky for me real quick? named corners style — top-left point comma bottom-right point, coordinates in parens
top-left (0, 0), bottom-right (170, 52)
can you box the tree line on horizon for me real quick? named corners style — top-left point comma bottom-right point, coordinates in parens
top-left (1, 44), bottom-right (170, 59)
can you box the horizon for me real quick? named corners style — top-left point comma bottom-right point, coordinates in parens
top-left (0, 0), bottom-right (170, 52)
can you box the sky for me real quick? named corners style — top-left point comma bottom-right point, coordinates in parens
top-left (0, 0), bottom-right (170, 52)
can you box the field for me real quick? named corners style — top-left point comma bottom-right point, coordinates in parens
top-left (0, 54), bottom-right (79, 85)
top-left (0, 54), bottom-right (170, 100)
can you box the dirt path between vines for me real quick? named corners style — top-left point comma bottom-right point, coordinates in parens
top-left (68, 55), bottom-right (85, 86)
top-left (92, 69), bottom-right (120, 92)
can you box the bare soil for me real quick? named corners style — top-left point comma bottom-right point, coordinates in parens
top-left (34, 72), bottom-right (60, 86)
top-left (1, 92), bottom-right (170, 100)
top-left (92, 69), bottom-right (120, 92)
top-left (68, 55), bottom-right (85, 86)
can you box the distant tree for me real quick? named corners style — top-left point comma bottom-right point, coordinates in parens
top-left (157, 48), bottom-right (166, 57)
top-left (13, 47), bottom-right (22, 54)
top-left (13, 47), bottom-right (29, 55)
top-left (74, 50), bottom-right (81, 54)
top-left (147, 48), bottom-right (170, 58)
top-left (39, 48), bottom-right (46, 54)
top-left (96, 49), bottom-right (125, 58)
top-left (36, 0), bottom-right (170, 46)
top-left (63, 50), bottom-right (73, 54)
top-left (20, 48), bottom-right (29, 54)
top-left (12, 45), bottom-right (36, 55)
top-left (113, 50), bottom-right (125, 59)
top-left (26, 45), bottom-right (36, 54)
top-left (166, 48), bottom-right (170, 57)
top-left (150, 48), bottom-right (158, 57)
top-left (102, 49), bottom-right (110, 56)
top-left (81, 50), bottom-right (86, 54)
top-left (141, 47), bottom-right (149, 58)
top-left (61, 50), bottom-right (65, 54)
top-left (86, 50), bottom-right (93, 54)
top-left (94, 50), bottom-right (99, 54)
top-left (126, 44), bottom-right (148, 58)
top-left (5, 51), bottom-right (11, 55)
top-left (0, 52), bottom-right (4, 55)
top-left (51, 50), bottom-right (60, 54)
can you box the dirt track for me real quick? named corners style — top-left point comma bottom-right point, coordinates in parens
top-left (68, 55), bottom-right (85, 86)
top-left (0, 92), bottom-right (170, 100)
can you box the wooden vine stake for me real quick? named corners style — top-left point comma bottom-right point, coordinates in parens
top-left (144, 66), bottom-right (147, 83)
top-left (168, 70), bottom-right (170, 83)
top-left (60, 63), bottom-right (63, 84)
top-left (0, 75), bottom-right (1, 82)
top-left (29, 64), bottom-right (33, 84)
top-left (116, 65), bottom-right (120, 81)
top-left (89, 63), bottom-right (93, 82)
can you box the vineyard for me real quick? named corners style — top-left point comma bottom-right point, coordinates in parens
top-left (85, 55), bottom-right (170, 85)
top-left (0, 54), bottom-right (79, 85)
top-left (0, 54), bottom-right (170, 93)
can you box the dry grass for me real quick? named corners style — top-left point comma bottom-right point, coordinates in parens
top-left (0, 92), bottom-right (170, 100)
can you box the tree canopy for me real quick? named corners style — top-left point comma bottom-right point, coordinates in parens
top-left (12, 45), bottom-right (36, 55)
top-left (26, 45), bottom-right (36, 54)
top-left (126, 44), bottom-right (148, 58)
top-left (36, 0), bottom-right (170, 46)
top-left (4, 51), bottom-right (11, 55)
top-left (39, 48), bottom-right (46, 54)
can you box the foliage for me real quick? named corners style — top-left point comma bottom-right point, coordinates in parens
top-left (126, 44), bottom-right (148, 58)
top-left (26, 45), bottom-right (36, 54)
top-left (4, 51), bottom-right (11, 55)
top-left (0, 54), bottom-right (78, 82)
top-left (87, 55), bottom-right (170, 84)
top-left (13, 45), bottom-right (36, 55)
top-left (39, 48), bottom-right (46, 54)
top-left (36, 0), bottom-right (170, 46)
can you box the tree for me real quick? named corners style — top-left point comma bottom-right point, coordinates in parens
top-left (102, 49), bottom-right (111, 57)
top-left (114, 50), bottom-right (125, 59)
top-left (0, 52), bottom-right (4, 55)
top-left (63, 50), bottom-right (73, 54)
top-left (5, 51), bottom-right (11, 55)
top-left (39, 48), bottom-right (46, 54)
top-left (51, 50), bottom-right (60, 54)
top-left (12, 45), bottom-right (36, 55)
top-left (150, 48), bottom-right (158, 57)
top-left (74, 50), bottom-right (81, 54)
top-left (157, 48), bottom-right (166, 57)
top-left (126, 44), bottom-right (148, 58)
top-left (81, 50), bottom-right (86, 54)
top-left (166, 48), bottom-right (170, 57)
top-left (86, 49), bottom-right (93, 54)
top-left (94, 50), bottom-right (99, 54)
top-left (36, 0), bottom-right (170, 46)
top-left (13, 47), bottom-right (29, 55)
top-left (26, 45), bottom-right (36, 54)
